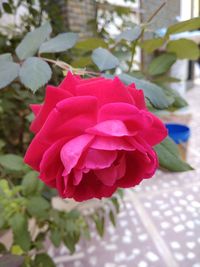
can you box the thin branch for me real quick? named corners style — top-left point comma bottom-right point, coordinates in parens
top-left (127, 2), bottom-right (166, 72)
top-left (39, 56), bottom-right (101, 77)
top-left (147, 1), bottom-right (166, 23)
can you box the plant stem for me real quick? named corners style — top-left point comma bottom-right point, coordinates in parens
top-left (39, 57), bottom-right (100, 77)
top-left (127, 2), bottom-right (166, 72)
top-left (147, 1), bottom-right (166, 23)
top-left (128, 40), bottom-right (138, 72)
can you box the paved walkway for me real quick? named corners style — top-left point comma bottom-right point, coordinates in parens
top-left (48, 81), bottom-right (200, 267)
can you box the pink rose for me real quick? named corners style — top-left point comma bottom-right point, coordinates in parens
top-left (24, 72), bottom-right (167, 201)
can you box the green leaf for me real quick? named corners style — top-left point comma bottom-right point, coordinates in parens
top-left (154, 137), bottom-right (193, 172)
top-left (166, 17), bottom-right (200, 36)
top-left (50, 228), bottom-right (61, 248)
top-left (148, 53), bottom-right (176, 76)
top-left (2, 3), bottom-right (12, 13)
top-left (39, 32), bottom-right (78, 54)
top-left (11, 245), bottom-right (24, 255)
top-left (63, 234), bottom-right (76, 254)
top-left (19, 57), bottom-right (52, 92)
top-left (167, 39), bottom-right (199, 60)
top-left (153, 75), bottom-right (180, 83)
top-left (16, 22), bottom-right (52, 60)
top-left (71, 56), bottom-right (92, 68)
top-left (119, 73), bottom-right (173, 109)
top-left (140, 38), bottom-right (163, 53)
top-left (92, 47), bottom-right (119, 71)
top-left (0, 255), bottom-right (24, 267)
top-left (116, 26), bottom-right (142, 42)
top-left (111, 197), bottom-right (120, 213)
top-left (0, 154), bottom-right (25, 171)
top-left (93, 214), bottom-right (105, 237)
top-left (75, 38), bottom-right (107, 51)
top-left (9, 214), bottom-right (31, 252)
top-left (0, 61), bottom-right (20, 89)
top-left (0, 242), bottom-right (6, 253)
top-left (22, 171), bottom-right (44, 196)
top-left (109, 210), bottom-right (116, 226)
top-left (27, 196), bottom-right (50, 219)
top-left (0, 53), bottom-right (13, 62)
top-left (34, 253), bottom-right (56, 267)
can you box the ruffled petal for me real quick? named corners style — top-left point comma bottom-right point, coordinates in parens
top-left (76, 77), bottom-right (134, 107)
top-left (71, 171), bottom-right (117, 201)
top-left (140, 113), bottom-right (168, 146)
top-left (25, 96), bottom-right (98, 170)
top-left (30, 104), bottom-right (42, 116)
top-left (98, 102), bottom-right (151, 132)
top-left (30, 85), bottom-right (72, 133)
top-left (91, 136), bottom-right (136, 151)
top-left (94, 154), bottom-right (126, 186)
top-left (128, 85), bottom-right (146, 110)
top-left (86, 120), bottom-right (136, 137)
top-left (58, 71), bottom-right (79, 94)
top-left (77, 148), bottom-right (117, 170)
top-left (60, 134), bottom-right (94, 176)
top-left (39, 138), bottom-right (66, 183)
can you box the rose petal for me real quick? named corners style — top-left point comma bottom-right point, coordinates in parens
top-left (72, 171), bottom-right (117, 201)
top-left (77, 148), bottom-right (117, 170)
top-left (86, 120), bottom-right (136, 137)
top-left (39, 138), bottom-right (66, 182)
top-left (91, 136), bottom-right (136, 151)
top-left (140, 113), bottom-right (168, 146)
top-left (117, 148), bottom-right (158, 188)
top-left (76, 77), bottom-right (134, 107)
top-left (60, 134), bottom-right (94, 176)
top-left (128, 85), bottom-right (146, 110)
top-left (30, 104), bottom-right (42, 116)
top-left (95, 154), bottom-right (126, 186)
top-left (30, 85), bottom-right (72, 133)
top-left (98, 102), bottom-right (151, 132)
top-left (25, 96), bottom-right (97, 170)
top-left (58, 71), bottom-right (79, 94)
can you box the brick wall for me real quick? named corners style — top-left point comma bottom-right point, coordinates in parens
top-left (58, 0), bottom-right (97, 38)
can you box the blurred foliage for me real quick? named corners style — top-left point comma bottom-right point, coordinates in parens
top-left (0, 0), bottom-right (199, 266)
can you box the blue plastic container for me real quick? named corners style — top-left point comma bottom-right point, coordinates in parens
top-left (165, 123), bottom-right (190, 144)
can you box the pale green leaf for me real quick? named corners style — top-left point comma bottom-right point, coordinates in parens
top-left (166, 17), bottom-right (200, 36)
top-left (71, 56), bottom-right (92, 68)
top-left (22, 171), bottom-right (44, 196)
top-left (116, 26), bottom-right (142, 42)
top-left (34, 253), bottom-right (56, 267)
top-left (140, 38), bottom-right (163, 53)
top-left (0, 53), bottom-right (13, 62)
top-left (75, 37), bottom-right (107, 51)
top-left (19, 57), bottom-right (52, 92)
top-left (92, 47), bottom-right (119, 71)
top-left (109, 210), bottom-right (116, 226)
top-left (16, 22), bottom-right (52, 60)
top-left (0, 154), bottom-right (25, 171)
top-left (148, 53), bottom-right (176, 76)
top-left (167, 38), bottom-right (199, 60)
top-left (154, 137), bottom-right (193, 172)
top-left (0, 61), bottom-right (20, 89)
top-left (27, 196), bottom-right (50, 218)
top-left (9, 214), bottom-right (31, 251)
top-left (119, 73), bottom-right (173, 109)
top-left (50, 228), bottom-right (61, 248)
top-left (39, 32), bottom-right (78, 53)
